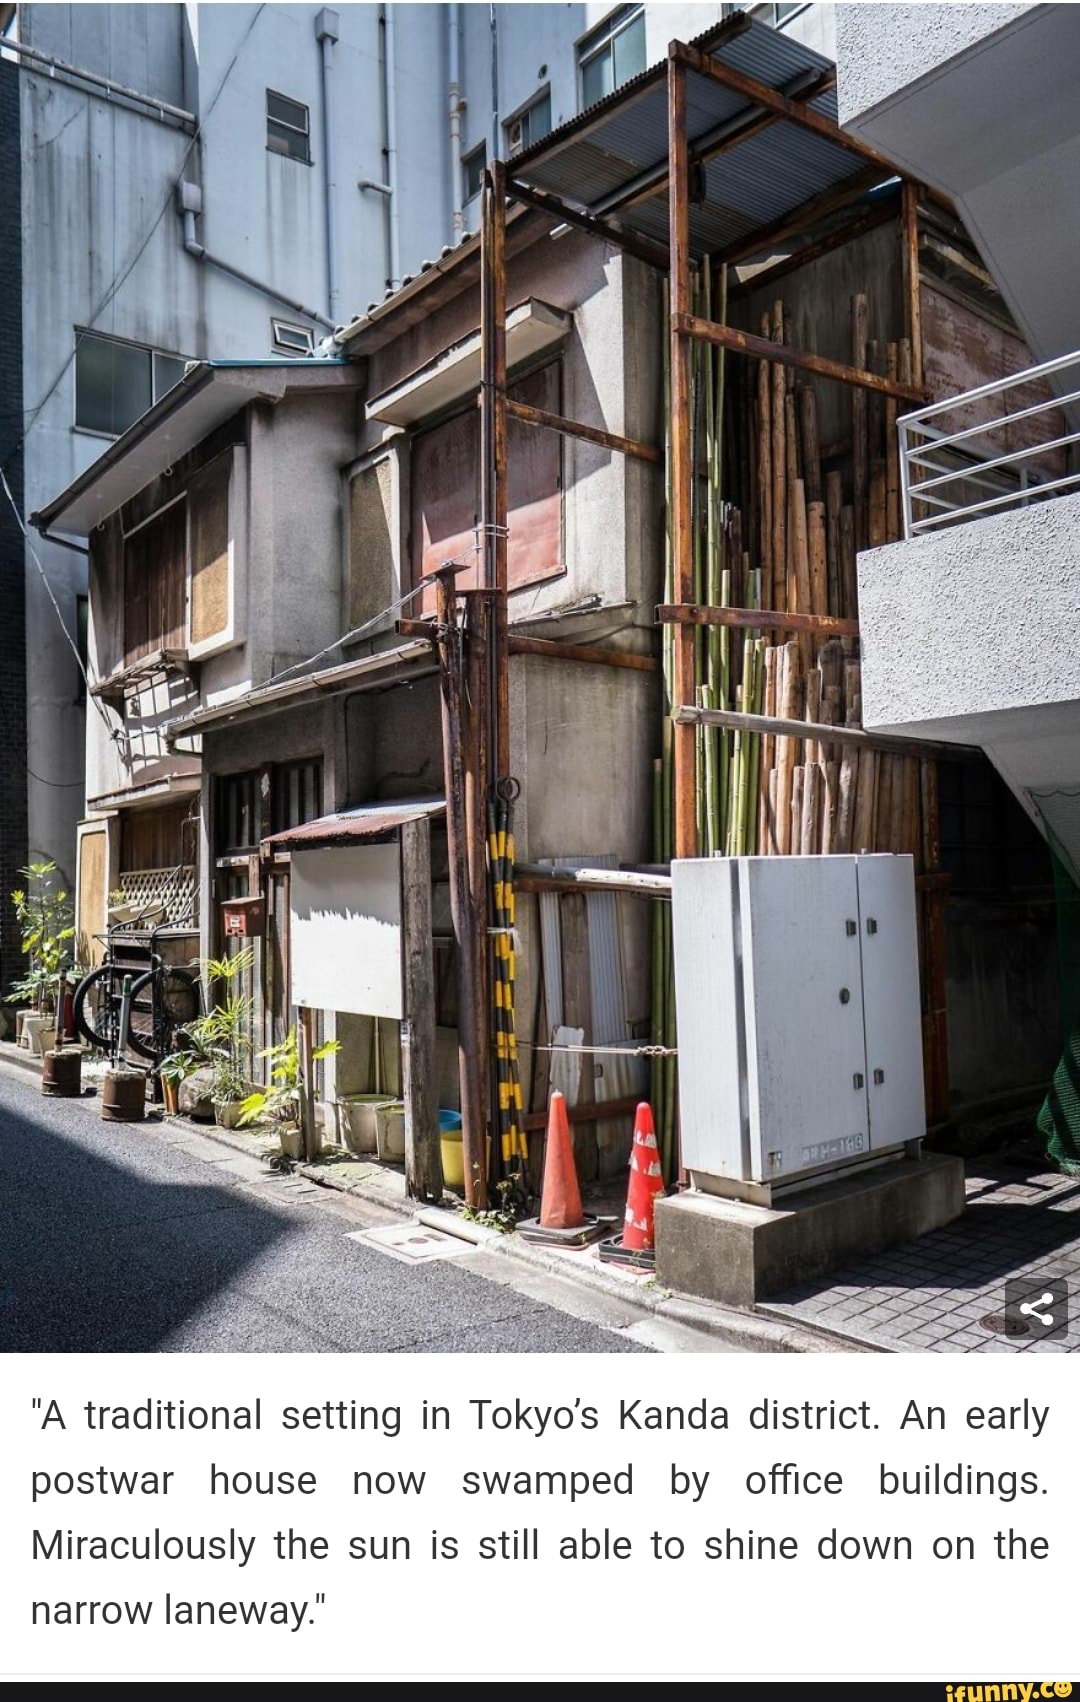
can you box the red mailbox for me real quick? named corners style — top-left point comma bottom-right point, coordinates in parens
top-left (221, 896), bottom-right (264, 939)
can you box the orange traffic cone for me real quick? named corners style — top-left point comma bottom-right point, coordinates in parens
top-left (599, 1102), bottom-right (664, 1269)
top-left (518, 1091), bottom-right (606, 1247)
top-left (540, 1091), bottom-right (583, 1230)
top-left (622, 1103), bottom-right (664, 1251)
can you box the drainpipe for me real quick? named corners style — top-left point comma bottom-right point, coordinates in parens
top-left (178, 181), bottom-right (335, 332)
top-left (489, 2), bottom-right (500, 165)
top-left (316, 9), bottom-right (341, 326)
top-left (448, 4), bottom-right (464, 241)
top-left (382, 3), bottom-right (401, 292)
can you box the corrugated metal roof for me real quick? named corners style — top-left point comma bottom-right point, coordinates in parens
top-left (510, 15), bottom-right (871, 262)
top-left (263, 798), bottom-right (446, 852)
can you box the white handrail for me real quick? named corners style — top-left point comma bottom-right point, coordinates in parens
top-left (898, 346), bottom-right (1080, 538)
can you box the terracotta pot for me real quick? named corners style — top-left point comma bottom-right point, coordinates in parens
top-left (214, 1101), bottom-right (245, 1130)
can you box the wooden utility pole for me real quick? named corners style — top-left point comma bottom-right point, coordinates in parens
top-left (400, 815), bottom-right (442, 1202)
top-left (434, 569), bottom-right (488, 1209)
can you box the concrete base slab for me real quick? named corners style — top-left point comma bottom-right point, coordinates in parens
top-left (655, 1153), bottom-right (965, 1310)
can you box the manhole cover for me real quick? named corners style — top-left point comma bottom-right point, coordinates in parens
top-left (979, 1312), bottom-right (1029, 1337)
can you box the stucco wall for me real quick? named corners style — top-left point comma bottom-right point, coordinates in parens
top-left (835, 3), bottom-right (1033, 129)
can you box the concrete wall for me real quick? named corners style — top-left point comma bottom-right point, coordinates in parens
top-left (946, 893), bottom-right (1059, 1108)
top-left (835, 4), bottom-right (1033, 131)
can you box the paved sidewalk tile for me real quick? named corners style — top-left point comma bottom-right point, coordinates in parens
top-left (760, 1155), bottom-right (1080, 1353)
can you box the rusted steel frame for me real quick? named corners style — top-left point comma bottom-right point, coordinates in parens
top-left (676, 703), bottom-right (979, 763)
top-left (727, 200), bottom-right (897, 299)
top-left (901, 180), bottom-right (925, 391)
top-left (434, 569), bottom-right (488, 1210)
top-left (668, 52), bottom-right (697, 862)
top-left (675, 312), bottom-right (925, 404)
top-left (603, 65), bottom-right (836, 218)
top-left (505, 176), bottom-right (670, 272)
top-left (717, 163), bottom-right (887, 268)
top-left (462, 588), bottom-right (493, 1177)
top-left (671, 39), bottom-right (901, 176)
top-left (658, 603), bottom-right (860, 637)
top-left (503, 394), bottom-right (662, 464)
top-left (481, 160), bottom-right (510, 782)
top-left (508, 634), bottom-right (658, 672)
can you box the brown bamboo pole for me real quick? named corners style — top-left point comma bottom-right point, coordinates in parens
top-left (823, 759), bottom-right (840, 854)
top-left (770, 302), bottom-right (786, 615)
top-left (836, 751), bottom-right (856, 853)
top-left (776, 639), bottom-right (799, 855)
top-left (869, 463), bottom-right (887, 549)
top-left (791, 765), bottom-right (805, 858)
top-left (758, 329), bottom-right (773, 601)
top-left (853, 749), bottom-right (878, 853)
top-left (804, 664), bottom-right (822, 854)
top-left (668, 53), bottom-right (696, 860)
top-left (808, 499), bottom-right (827, 618)
top-left (825, 470), bottom-right (842, 617)
top-left (791, 476), bottom-right (812, 667)
top-left (875, 754), bottom-right (895, 851)
top-left (885, 343), bottom-right (901, 541)
top-left (799, 385), bottom-right (821, 506)
top-left (840, 504), bottom-right (858, 622)
top-left (901, 181), bottom-right (925, 391)
top-left (851, 293), bottom-right (868, 551)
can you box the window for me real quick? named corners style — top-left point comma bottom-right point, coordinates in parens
top-left (411, 361), bottom-right (563, 608)
top-left (266, 89), bottom-right (311, 163)
top-left (505, 90), bottom-right (552, 156)
top-left (577, 5), bottom-right (645, 108)
top-left (271, 759), bottom-right (323, 836)
top-left (271, 318), bottom-right (315, 357)
top-left (462, 142), bottom-right (486, 204)
top-left (122, 498), bottom-right (187, 666)
top-left (723, 2), bottom-right (809, 29)
top-left (75, 331), bottom-right (186, 438)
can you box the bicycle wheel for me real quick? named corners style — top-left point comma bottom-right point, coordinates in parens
top-left (128, 966), bottom-right (201, 1062)
top-left (72, 964), bottom-right (120, 1053)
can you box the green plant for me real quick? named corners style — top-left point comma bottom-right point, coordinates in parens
top-left (460, 1178), bottom-right (520, 1235)
top-left (158, 1047), bottom-right (206, 1087)
top-left (184, 949), bottom-right (255, 1106)
top-left (238, 1025), bottom-right (339, 1128)
top-left (7, 862), bottom-right (76, 1015)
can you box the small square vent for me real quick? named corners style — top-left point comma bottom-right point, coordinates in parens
top-left (271, 318), bottom-right (315, 357)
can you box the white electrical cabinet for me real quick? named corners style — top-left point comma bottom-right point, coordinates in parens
top-left (672, 855), bottom-right (925, 1197)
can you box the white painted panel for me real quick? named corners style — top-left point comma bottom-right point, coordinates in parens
top-left (290, 843), bottom-right (402, 1019)
top-left (742, 858), bottom-right (869, 1184)
top-left (857, 855), bottom-right (926, 1152)
top-left (671, 859), bottom-right (747, 1181)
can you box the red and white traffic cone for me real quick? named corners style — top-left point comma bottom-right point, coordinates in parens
top-left (518, 1091), bottom-right (606, 1247)
top-left (599, 1102), bottom-right (664, 1269)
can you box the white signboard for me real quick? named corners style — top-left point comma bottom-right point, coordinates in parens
top-left (290, 842), bottom-right (402, 1019)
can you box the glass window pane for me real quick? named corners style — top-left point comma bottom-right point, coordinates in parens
top-left (581, 47), bottom-right (612, 108)
top-left (267, 90), bottom-right (307, 129)
top-left (267, 118), bottom-right (309, 162)
top-left (525, 92), bottom-right (551, 145)
top-left (152, 351), bottom-right (186, 400)
top-left (613, 15), bottom-right (646, 88)
top-left (75, 333), bottom-right (152, 436)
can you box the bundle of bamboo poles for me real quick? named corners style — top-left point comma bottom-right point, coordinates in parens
top-left (652, 276), bottom-right (926, 1178)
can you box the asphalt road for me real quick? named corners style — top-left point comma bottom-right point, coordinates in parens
top-left (0, 1066), bottom-right (645, 1354)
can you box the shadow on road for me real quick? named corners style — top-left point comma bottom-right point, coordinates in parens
top-left (0, 1091), bottom-right (294, 1352)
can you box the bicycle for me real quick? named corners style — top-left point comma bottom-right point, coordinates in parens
top-left (73, 899), bottom-right (201, 1065)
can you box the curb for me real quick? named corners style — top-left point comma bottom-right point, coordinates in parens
top-left (157, 1110), bottom-right (881, 1354)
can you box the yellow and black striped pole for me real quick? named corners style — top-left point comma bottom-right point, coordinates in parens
top-left (489, 779), bottom-right (526, 1180)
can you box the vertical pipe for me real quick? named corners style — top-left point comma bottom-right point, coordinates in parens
top-left (381, 3), bottom-right (401, 292)
top-left (668, 53), bottom-right (696, 860)
top-left (316, 9), bottom-right (341, 324)
top-left (435, 569), bottom-right (487, 1209)
top-left (448, 3), bottom-right (464, 240)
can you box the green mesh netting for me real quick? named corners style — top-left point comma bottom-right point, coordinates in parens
top-left (1036, 838), bottom-right (1080, 1174)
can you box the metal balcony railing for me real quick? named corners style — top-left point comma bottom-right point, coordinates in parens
top-left (898, 348), bottom-right (1080, 539)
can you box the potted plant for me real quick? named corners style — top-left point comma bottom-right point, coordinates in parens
top-left (6, 862), bottom-right (75, 1055)
top-left (184, 950), bottom-right (255, 1128)
top-left (239, 1025), bottom-right (339, 1159)
top-left (158, 1047), bottom-right (205, 1116)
